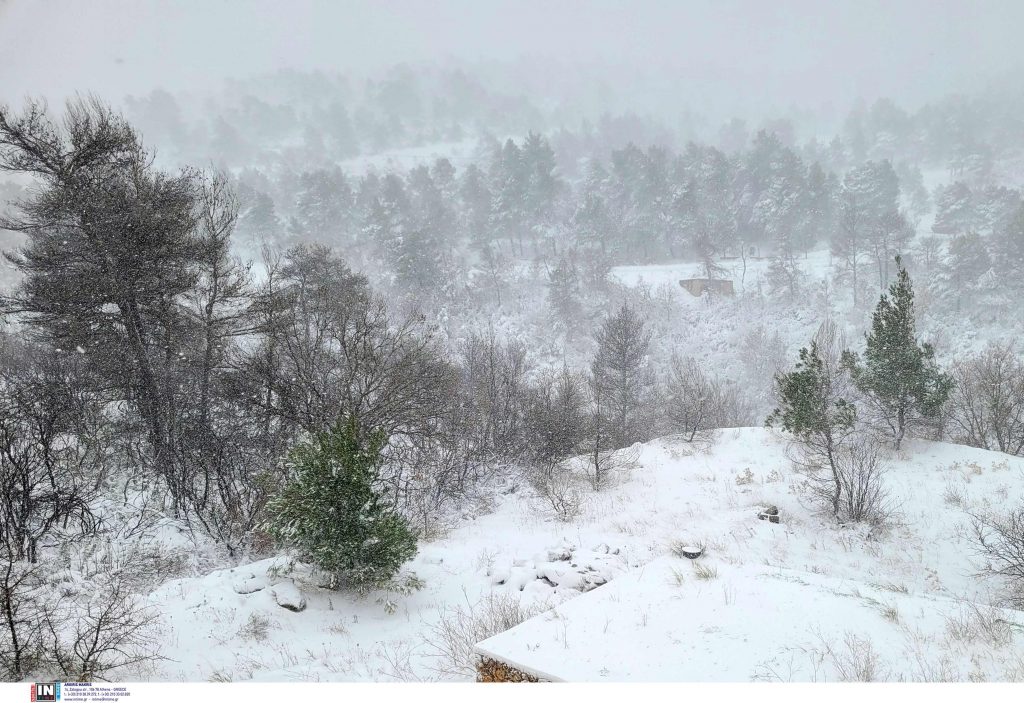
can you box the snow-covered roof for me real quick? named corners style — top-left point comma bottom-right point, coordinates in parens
top-left (475, 557), bottom-right (1024, 682)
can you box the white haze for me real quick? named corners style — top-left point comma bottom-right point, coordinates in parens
top-left (2, 0), bottom-right (1024, 119)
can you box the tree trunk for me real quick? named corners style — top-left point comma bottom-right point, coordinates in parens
top-left (895, 405), bottom-right (906, 450)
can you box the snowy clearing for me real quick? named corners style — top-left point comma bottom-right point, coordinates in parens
top-left (147, 429), bottom-right (1024, 682)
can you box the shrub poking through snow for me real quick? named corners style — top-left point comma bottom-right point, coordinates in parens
top-left (692, 562), bottom-right (718, 580)
top-left (427, 593), bottom-right (544, 677)
top-left (966, 504), bottom-right (1024, 608)
top-left (265, 417), bottom-right (418, 591)
top-left (535, 467), bottom-right (586, 522)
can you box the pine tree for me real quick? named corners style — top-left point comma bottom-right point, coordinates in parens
top-left (993, 203), bottom-right (1024, 283)
top-left (767, 341), bottom-right (856, 517)
top-left (546, 256), bottom-right (583, 338)
top-left (843, 258), bottom-right (952, 449)
top-left (293, 167), bottom-right (353, 244)
top-left (265, 417), bottom-right (417, 590)
top-left (932, 182), bottom-right (976, 235)
top-left (833, 160), bottom-right (901, 304)
top-left (459, 163), bottom-right (493, 252)
top-left (591, 303), bottom-right (652, 449)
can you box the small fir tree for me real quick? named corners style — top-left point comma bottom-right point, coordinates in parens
top-left (843, 257), bottom-right (952, 449)
top-left (265, 417), bottom-right (417, 590)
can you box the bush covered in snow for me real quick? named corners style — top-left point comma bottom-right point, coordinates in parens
top-left (265, 418), bottom-right (418, 590)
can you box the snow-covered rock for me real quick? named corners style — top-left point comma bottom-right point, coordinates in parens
top-left (271, 582), bottom-right (306, 612)
top-left (232, 575), bottom-right (266, 595)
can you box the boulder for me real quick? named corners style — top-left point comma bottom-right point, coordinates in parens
top-left (232, 575), bottom-right (266, 595)
top-left (271, 581), bottom-right (307, 612)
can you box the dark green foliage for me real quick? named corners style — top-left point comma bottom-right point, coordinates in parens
top-left (767, 342), bottom-right (856, 441)
top-left (266, 418), bottom-right (417, 589)
top-left (768, 339), bottom-right (856, 518)
top-left (843, 258), bottom-right (952, 448)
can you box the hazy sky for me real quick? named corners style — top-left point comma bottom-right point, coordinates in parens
top-left (2, 0), bottom-right (1023, 112)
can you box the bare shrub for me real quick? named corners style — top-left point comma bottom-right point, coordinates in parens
top-left (43, 565), bottom-right (162, 681)
top-left (237, 613), bottom-right (273, 642)
top-left (426, 592), bottom-right (545, 678)
top-left (835, 437), bottom-right (895, 525)
top-left (945, 600), bottom-right (1015, 648)
top-left (0, 557), bottom-right (47, 679)
top-left (966, 505), bottom-right (1024, 607)
top-left (1, 541), bottom-right (163, 682)
top-left (948, 343), bottom-right (1024, 456)
top-left (740, 324), bottom-right (789, 386)
top-left (816, 631), bottom-right (887, 682)
top-left (942, 482), bottom-right (968, 507)
top-left (522, 367), bottom-right (589, 470)
top-left (534, 466), bottom-right (587, 522)
top-left (664, 355), bottom-right (755, 445)
top-left (0, 342), bottom-right (101, 564)
top-left (391, 434), bottom-right (467, 540)
top-left (456, 331), bottom-right (532, 464)
top-left (582, 441), bottom-right (640, 491)
top-left (68, 539), bottom-right (191, 594)
top-left (796, 434), bottom-right (894, 525)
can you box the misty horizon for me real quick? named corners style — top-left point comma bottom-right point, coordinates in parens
top-left (3, 0), bottom-right (1024, 122)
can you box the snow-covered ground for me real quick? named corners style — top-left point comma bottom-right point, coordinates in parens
top-left (144, 428), bottom-right (1024, 682)
top-left (337, 139), bottom-right (482, 177)
top-left (476, 559), bottom-right (1024, 682)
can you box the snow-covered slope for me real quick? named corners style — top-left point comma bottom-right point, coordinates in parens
top-left (146, 429), bottom-right (1024, 682)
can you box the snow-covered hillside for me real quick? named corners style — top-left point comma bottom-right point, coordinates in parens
top-left (144, 429), bottom-right (1024, 682)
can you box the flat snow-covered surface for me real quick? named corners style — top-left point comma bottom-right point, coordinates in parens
top-left (337, 139), bottom-right (480, 176)
top-left (147, 428), bottom-right (1024, 682)
top-left (475, 559), bottom-right (1024, 682)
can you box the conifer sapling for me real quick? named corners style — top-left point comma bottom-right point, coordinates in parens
top-left (265, 417), bottom-right (418, 591)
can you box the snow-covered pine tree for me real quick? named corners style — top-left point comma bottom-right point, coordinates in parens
top-left (993, 202), bottom-right (1024, 283)
top-left (364, 173), bottom-right (410, 265)
top-left (843, 257), bottom-right (952, 449)
top-left (546, 255), bottom-right (584, 339)
top-left (943, 232), bottom-right (993, 313)
top-left (590, 303), bottom-right (653, 450)
top-left (265, 417), bottom-right (418, 590)
top-left (459, 163), bottom-right (493, 253)
top-left (931, 181), bottom-right (976, 235)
